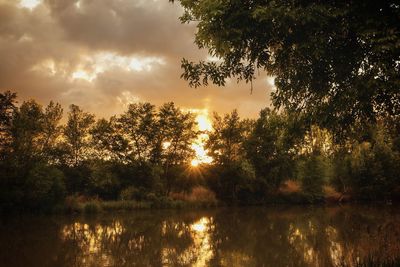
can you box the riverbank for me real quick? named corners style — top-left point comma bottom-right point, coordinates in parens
top-left (2, 181), bottom-right (399, 215)
top-left (60, 190), bottom-right (397, 215)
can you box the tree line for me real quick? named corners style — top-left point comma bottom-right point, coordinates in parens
top-left (1, 91), bottom-right (399, 211)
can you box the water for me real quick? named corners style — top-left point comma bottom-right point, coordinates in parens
top-left (0, 205), bottom-right (399, 267)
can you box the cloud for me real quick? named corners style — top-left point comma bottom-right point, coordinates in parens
top-left (0, 0), bottom-right (274, 119)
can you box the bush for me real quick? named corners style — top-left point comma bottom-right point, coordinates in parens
top-left (349, 139), bottom-right (400, 200)
top-left (83, 200), bottom-right (102, 214)
top-left (297, 155), bottom-right (327, 202)
top-left (25, 163), bottom-right (66, 210)
top-left (89, 161), bottom-right (120, 199)
top-left (206, 160), bottom-right (256, 204)
top-left (119, 186), bottom-right (148, 201)
top-left (170, 186), bottom-right (217, 203)
top-left (64, 195), bottom-right (85, 213)
top-left (101, 200), bottom-right (151, 211)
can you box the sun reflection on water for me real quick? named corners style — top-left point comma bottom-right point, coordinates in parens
top-left (162, 217), bottom-right (214, 267)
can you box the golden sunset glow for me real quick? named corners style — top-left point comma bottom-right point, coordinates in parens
top-left (191, 159), bottom-right (200, 167)
top-left (190, 109), bottom-right (213, 167)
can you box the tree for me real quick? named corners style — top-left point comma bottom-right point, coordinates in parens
top-left (158, 102), bottom-right (197, 166)
top-left (245, 108), bottom-right (305, 190)
top-left (91, 116), bottom-right (129, 162)
top-left (172, 0), bottom-right (400, 134)
top-left (25, 163), bottom-right (66, 210)
top-left (11, 100), bottom-right (44, 168)
top-left (0, 91), bottom-right (17, 161)
top-left (39, 101), bottom-right (63, 162)
top-left (207, 109), bottom-right (246, 165)
top-left (63, 104), bottom-right (95, 166)
top-left (297, 154), bottom-right (327, 202)
top-left (119, 103), bottom-right (157, 163)
top-left (157, 102), bottom-right (197, 193)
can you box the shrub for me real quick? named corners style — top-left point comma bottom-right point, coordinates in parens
top-left (170, 186), bottom-right (217, 206)
top-left (297, 155), bottom-right (327, 202)
top-left (64, 195), bottom-right (86, 213)
top-left (83, 200), bottom-right (102, 214)
top-left (119, 186), bottom-right (148, 201)
top-left (25, 163), bottom-right (66, 210)
top-left (349, 139), bottom-right (400, 200)
top-left (89, 161), bottom-right (120, 199)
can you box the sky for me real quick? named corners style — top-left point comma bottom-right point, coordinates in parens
top-left (0, 0), bottom-right (275, 119)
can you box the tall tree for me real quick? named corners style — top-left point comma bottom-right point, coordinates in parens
top-left (119, 103), bottom-right (157, 163)
top-left (157, 102), bottom-right (197, 193)
top-left (158, 102), bottom-right (197, 165)
top-left (39, 101), bottom-right (63, 162)
top-left (91, 116), bottom-right (129, 162)
top-left (245, 108), bottom-right (304, 189)
top-left (172, 0), bottom-right (400, 134)
top-left (0, 91), bottom-right (17, 161)
top-left (64, 104), bottom-right (95, 166)
top-left (11, 100), bottom-right (44, 167)
top-left (207, 109), bottom-right (246, 165)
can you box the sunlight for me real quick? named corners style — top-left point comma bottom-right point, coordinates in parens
top-left (162, 141), bottom-right (171, 149)
top-left (191, 159), bottom-right (199, 167)
top-left (266, 76), bottom-right (276, 91)
top-left (19, 0), bottom-right (41, 9)
top-left (72, 70), bottom-right (96, 82)
top-left (196, 113), bottom-right (213, 132)
top-left (189, 109), bottom-right (213, 166)
top-left (190, 217), bottom-right (214, 266)
top-left (191, 141), bottom-right (213, 166)
top-left (69, 52), bottom-right (165, 82)
top-left (191, 217), bottom-right (208, 232)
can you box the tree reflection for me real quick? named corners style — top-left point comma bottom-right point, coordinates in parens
top-left (1, 206), bottom-right (399, 267)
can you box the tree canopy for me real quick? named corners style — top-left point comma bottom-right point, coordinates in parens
top-left (172, 0), bottom-right (400, 134)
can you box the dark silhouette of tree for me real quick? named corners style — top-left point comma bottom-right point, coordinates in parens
top-left (157, 102), bottom-right (197, 194)
top-left (119, 102), bottom-right (157, 163)
top-left (0, 91), bottom-right (17, 161)
top-left (1, 91), bottom-right (399, 210)
top-left (207, 109), bottom-right (246, 165)
top-left (63, 104), bottom-right (95, 166)
top-left (91, 117), bottom-right (129, 162)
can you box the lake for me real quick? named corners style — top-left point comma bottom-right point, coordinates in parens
top-left (0, 205), bottom-right (399, 267)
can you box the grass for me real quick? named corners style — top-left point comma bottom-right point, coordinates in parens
top-left (339, 256), bottom-right (400, 267)
top-left (101, 200), bottom-right (151, 211)
top-left (63, 192), bottom-right (218, 214)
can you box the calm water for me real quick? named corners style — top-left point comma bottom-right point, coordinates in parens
top-left (0, 205), bottom-right (399, 267)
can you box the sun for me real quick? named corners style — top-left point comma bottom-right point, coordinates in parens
top-left (191, 159), bottom-right (200, 167)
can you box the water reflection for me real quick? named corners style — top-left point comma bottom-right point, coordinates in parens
top-left (0, 205), bottom-right (399, 267)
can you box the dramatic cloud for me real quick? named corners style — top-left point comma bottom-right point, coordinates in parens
top-left (0, 0), bottom-right (274, 118)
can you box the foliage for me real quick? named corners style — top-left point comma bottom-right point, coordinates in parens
top-left (245, 108), bottom-right (305, 190)
top-left (83, 200), bottom-right (102, 214)
top-left (88, 161), bottom-right (120, 200)
top-left (0, 91), bottom-right (17, 161)
top-left (296, 155), bottom-right (327, 202)
top-left (0, 91), bottom-right (399, 212)
top-left (24, 163), bottom-right (66, 210)
top-left (207, 109), bottom-right (247, 165)
top-left (172, 0), bottom-right (400, 135)
top-left (206, 160), bottom-right (256, 204)
top-left (63, 104), bottom-right (95, 166)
